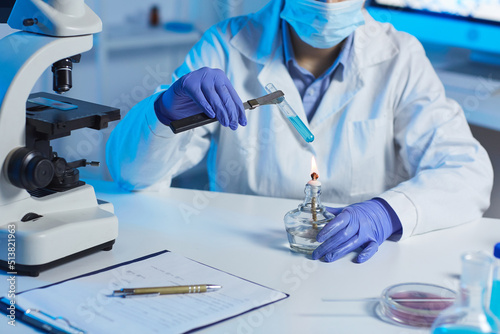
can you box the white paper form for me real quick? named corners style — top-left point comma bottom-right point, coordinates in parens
top-left (16, 251), bottom-right (288, 334)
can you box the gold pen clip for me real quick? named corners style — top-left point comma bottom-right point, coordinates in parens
top-left (120, 293), bottom-right (161, 298)
top-left (111, 290), bottom-right (161, 298)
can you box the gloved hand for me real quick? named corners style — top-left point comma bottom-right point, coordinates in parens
top-left (155, 67), bottom-right (247, 130)
top-left (311, 198), bottom-right (401, 263)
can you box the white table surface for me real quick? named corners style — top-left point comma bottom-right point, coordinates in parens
top-left (2, 179), bottom-right (499, 334)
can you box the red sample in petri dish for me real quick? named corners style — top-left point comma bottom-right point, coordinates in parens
top-left (377, 283), bottom-right (456, 328)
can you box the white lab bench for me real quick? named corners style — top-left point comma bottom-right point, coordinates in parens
top-left (1, 180), bottom-right (499, 334)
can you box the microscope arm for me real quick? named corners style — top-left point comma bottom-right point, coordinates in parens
top-left (0, 0), bottom-right (117, 277)
top-left (0, 32), bottom-right (92, 206)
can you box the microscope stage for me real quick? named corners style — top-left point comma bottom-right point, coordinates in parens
top-left (26, 92), bottom-right (120, 140)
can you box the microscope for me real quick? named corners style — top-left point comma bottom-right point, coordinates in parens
top-left (0, 0), bottom-right (119, 276)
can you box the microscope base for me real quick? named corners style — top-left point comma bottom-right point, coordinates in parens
top-left (0, 185), bottom-right (119, 276)
top-left (0, 239), bottom-right (115, 277)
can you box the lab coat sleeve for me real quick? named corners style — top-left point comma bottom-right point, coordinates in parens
top-left (106, 24), bottom-right (233, 191)
top-left (377, 36), bottom-right (493, 239)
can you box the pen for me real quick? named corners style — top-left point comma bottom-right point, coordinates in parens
top-left (112, 284), bottom-right (222, 297)
top-left (0, 297), bottom-right (85, 334)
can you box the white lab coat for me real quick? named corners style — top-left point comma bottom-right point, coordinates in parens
top-left (107, 0), bottom-right (493, 239)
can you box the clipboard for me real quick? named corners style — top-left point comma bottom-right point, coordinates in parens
top-left (0, 296), bottom-right (85, 333)
top-left (2, 250), bottom-right (289, 334)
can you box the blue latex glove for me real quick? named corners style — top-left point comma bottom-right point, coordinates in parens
top-left (155, 67), bottom-right (247, 130)
top-left (312, 198), bottom-right (401, 263)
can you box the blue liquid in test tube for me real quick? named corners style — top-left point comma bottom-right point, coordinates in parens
top-left (265, 83), bottom-right (314, 143)
top-left (491, 280), bottom-right (500, 318)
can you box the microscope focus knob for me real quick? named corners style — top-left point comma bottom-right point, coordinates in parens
top-left (7, 147), bottom-right (55, 191)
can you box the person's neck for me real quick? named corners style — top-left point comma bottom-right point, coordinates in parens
top-left (289, 27), bottom-right (343, 79)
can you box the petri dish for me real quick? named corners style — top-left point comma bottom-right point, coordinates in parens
top-left (377, 283), bottom-right (456, 328)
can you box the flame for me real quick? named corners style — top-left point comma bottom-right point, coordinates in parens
top-left (310, 156), bottom-right (319, 178)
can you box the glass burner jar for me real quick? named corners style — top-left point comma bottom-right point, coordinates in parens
top-left (284, 177), bottom-right (334, 254)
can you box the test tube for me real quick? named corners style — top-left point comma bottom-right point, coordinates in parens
top-left (265, 83), bottom-right (314, 143)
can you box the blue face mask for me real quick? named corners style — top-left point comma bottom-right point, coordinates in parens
top-left (280, 0), bottom-right (365, 49)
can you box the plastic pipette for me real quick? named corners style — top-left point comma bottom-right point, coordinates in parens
top-left (265, 83), bottom-right (314, 143)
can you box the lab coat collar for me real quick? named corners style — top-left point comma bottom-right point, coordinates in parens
top-left (257, 43), bottom-right (307, 125)
top-left (231, 0), bottom-right (307, 124)
top-left (307, 12), bottom-right (399, 129)
top-left (229, 0), bottom-right (284, 65)
top-left (352, 11), bottom-right (400, 71)
top-left (230, 0), bottom-right (399, 130)
top-left (230, 1), bottom-right (399, 70)
top-left (309, 65), bottom-right (364, 130)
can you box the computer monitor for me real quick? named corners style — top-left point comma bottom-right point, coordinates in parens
top-left (0, 0), bottom-right (15, 23)
top-left (366, 0), bottom-right (500, 64)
